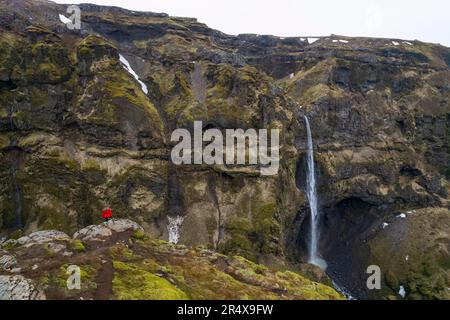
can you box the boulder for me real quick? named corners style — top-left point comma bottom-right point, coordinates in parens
top-left (106, 219), bottom-right (144, 234)
top-left (0, 275), bottom-right (46, 300)
top-left (17, 230), bottom-right (70, 245)
top-left (73, 219), bottom-right (144, 242)
top-left (0, 255), bottom-right (18, 271)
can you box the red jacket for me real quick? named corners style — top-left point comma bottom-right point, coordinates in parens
top-left (102, 208), bottom-right (112, 219)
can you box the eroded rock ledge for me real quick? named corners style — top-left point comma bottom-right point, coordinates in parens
top-left (0, 219), bottom-right (343, 300)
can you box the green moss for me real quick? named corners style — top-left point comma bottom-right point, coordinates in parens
top-left (79, 35), bottom-right (115, 49)
top-left (233, 256), bottom-right (268, 274)
top-left (221, 217), bottom-right (254, 259)
top-left (168, 259), bottom-right (272, 300)
top-left (80, 61), bottom-right (163, 136)
top-left (44, 243), bottom-right (56, 257)
top-left (81, 159), bottom-right (101, 171)
top-left (0, 134), bottom-right (9, 150)
top-left (112, 260), bottom-right (188, 300)
top-left (220, 200), bottom-right (280, 260)
top-left (109, 244), bottom-right (136, 261)
top-left (132, 40), bottom-right (149, 49)
top-left (274, 271), bottom-right (344, 300)
top-left (1, 241), bottom-right (18, 250)
top-left (132, 230), bottom-right (146, 240)
top-left (57, 264), bottom-right (97, 290)
top-left (17, 40), bottom-right (72, 84)
top-left (35, 63), bottom-right (69, 84)
top-left (39, 273), bottom-right (51, 287)
top-left (70, 239), bottom-right (86, 252)
top-left (0, 31), bottom-right (25, 78)
top-left (9, 229), bottom-right (23, 240)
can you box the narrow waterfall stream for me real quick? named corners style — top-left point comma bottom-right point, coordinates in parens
top-left (304, 116), bottom-right (327, 270)
top-left (167, 215), bottom-right (184, 244)
top-left (304, 116), bottom-right (356, 299)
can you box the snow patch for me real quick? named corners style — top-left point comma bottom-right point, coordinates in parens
top-left (392, 41), bottom-right (400, 46)
top-left (333, 39), bottom-right (348, 44)
top-left (289, 73), bottom-right (294, 79)
top-left (382, 222), bottom-right (389, 229)
top-left (403, 41), bottom-right (413, 46)
top-left (405, 255), bottom-right (409, 261)
top-left (397, 213), bottom-right (407, 218)
top-left (308, 37), bottom-right (319, 44)
top-left (58, 14), bottom-right (71, 25)
top-left (119, 54), bottom-right (148, 94)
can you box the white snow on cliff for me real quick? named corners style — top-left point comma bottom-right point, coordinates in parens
top-left (119, 54), bottom-right (148, 94)
top-left (58, 14), bottom-right (71, 24)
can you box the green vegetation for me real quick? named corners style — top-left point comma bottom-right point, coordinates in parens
top-left (70, 239), bottom-right (86, 252)
top-left (112, 261), bottom-right (188, 300)
top-left (132, 230), bottom-right (146, 240)
top-left (221, 200), bottom-right (280, 261)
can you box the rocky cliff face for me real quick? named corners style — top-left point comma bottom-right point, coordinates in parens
top-left (0, 0), bottom-right (449, 299)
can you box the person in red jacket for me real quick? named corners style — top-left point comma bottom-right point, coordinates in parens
top-left (101, 207), bottom-right (112, 222)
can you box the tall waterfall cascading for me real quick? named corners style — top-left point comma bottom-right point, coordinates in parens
top-left (304, 116), bottom-right (327, 270)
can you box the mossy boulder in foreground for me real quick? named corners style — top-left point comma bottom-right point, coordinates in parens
top-left (0, 219), bottom-right (343, 300)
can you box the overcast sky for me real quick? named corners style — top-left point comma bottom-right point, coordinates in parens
top-left (55, 0), bottom-right (450, 46)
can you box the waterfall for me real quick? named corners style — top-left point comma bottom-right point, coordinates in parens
top-left (304, 116), bottom-right (327, 270)
top-left (167, 215), bottom-right (184, 244)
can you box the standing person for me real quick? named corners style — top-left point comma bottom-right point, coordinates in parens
top-left (101, 207), bottom-right (113, 223)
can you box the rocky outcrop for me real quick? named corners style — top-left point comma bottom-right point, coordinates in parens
top-left (0, 220), bottom-right (342, 300)
top-left (73, 219), bottom-right (144, 242)
top-left (0, 275), bottom-right (45, 300)
top-left (0, 254), bottom-right (17, 271)
top-left (17, 230), bottom-right (71, 245)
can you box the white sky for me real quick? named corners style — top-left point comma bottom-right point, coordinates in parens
top-left (54, 0), bottom-right (450, 46)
